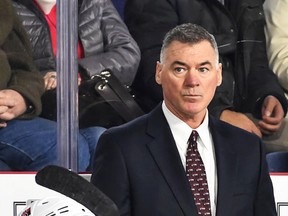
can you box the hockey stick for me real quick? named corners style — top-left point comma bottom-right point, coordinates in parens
top-left (35, 165), bottom-right (119, 216)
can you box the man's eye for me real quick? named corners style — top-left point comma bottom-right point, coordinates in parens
top-left (175, 67), bottom-right (185, 73)
top-left (199, 67), bottom-right (209, 73)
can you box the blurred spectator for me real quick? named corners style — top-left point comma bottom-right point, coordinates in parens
top-left (0, 0), bottom-right (57, 171)
top-left (13, 0), bottom-right (140, 88)
top-left (124, 0), bottom-right (288, 141)
top-left (0, 0), bottom-right (107, 172)
top-left (12, 0), bottom-right (140, 126)
top-left (11, 0), bottom-right (141, 170)
top-left (264, 0), bottom-right (288, 99)
top-left (263, 0), bottom-right (288, 152)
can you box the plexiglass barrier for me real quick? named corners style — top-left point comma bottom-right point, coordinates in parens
top-left (56, 0), bottom-right (79, 172)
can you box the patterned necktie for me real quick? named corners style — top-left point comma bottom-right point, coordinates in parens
top-left (186, 130), bottom-right (211, 215)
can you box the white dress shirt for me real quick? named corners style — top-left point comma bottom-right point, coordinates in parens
top-left (162, 102), bottom-right (218, 216)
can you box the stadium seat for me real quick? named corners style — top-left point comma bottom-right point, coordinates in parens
top-left (266, 151), bottom-right (288, 172)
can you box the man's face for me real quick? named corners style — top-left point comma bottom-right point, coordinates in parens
top-left (156, 40), bottom-right (222, 123)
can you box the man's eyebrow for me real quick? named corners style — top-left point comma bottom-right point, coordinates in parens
top-left (171, 61), bottom-right (188, 66)
top-left (171, 60), bottom-right (213, 67)
top-left (199, 61), bottom-right (212, 66)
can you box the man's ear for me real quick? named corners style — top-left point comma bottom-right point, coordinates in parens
top-left (155, 61), bottom-right (163, 85)
top-left (217, 63), bottom-right (222, 86)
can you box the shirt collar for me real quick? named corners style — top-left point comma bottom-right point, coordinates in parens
top-left (162, 101), bottom-right (211, 150)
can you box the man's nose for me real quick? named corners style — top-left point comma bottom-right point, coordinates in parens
top-left (185, 69), bottom-right (200, 87)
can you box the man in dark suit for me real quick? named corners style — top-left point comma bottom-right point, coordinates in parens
top-left (91, 23), bottom-right (276, 216)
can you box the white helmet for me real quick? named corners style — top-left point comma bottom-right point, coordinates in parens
top-left (18, 196), bottom-right (95, 216)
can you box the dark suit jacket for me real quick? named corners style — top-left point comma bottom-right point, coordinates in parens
top-left (91, 104), bottom-right (276, 216)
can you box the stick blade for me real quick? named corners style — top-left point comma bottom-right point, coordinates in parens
top-left (35, 165), bottom-right (119, 216)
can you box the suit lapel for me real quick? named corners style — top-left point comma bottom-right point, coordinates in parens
top-left (145, 105), bottom-right (198, 215)
top-left (209, 116), bottom-right (237, 216)
top-left (145, 107), bottom-right (238, 216)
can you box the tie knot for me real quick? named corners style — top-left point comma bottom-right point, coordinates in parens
top-left (189, 130), bottom-right (198, 143)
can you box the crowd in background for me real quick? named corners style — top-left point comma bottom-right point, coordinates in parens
top-left (1, 0), bottom-right (288, 215)
top-left (0, 0), bottom-right (287, 172)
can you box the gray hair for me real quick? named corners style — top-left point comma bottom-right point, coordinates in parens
top-left (160, 23), bottom-right (219, 63)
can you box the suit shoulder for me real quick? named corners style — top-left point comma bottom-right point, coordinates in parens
top-left (109, 113), bottom-right (148, 133)
top-left (210, 116), bottom-right (261, 141)
top-left (99, 113), bottom-right (150, 147)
